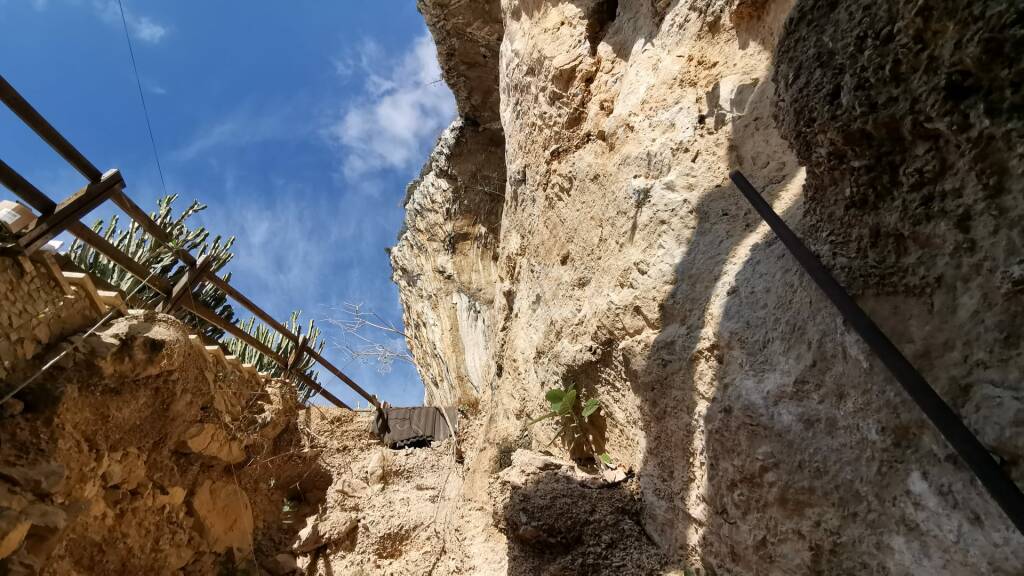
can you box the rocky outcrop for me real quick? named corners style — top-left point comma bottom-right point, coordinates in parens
top-left (416, 0), bottom-right (503, 128)
top-left (394, 0), bottom-right (1024, 573)
top-left (391, 1), bottom-right (508, 408)
top-left (0, 311), bottom-right (323, 574)
top-left (391, 124), bottom-right (505, 407)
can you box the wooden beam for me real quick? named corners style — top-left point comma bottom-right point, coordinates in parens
top-left (66, 222), bottom-right (172, 296)
top-left (306, 347), bottom-right (381, 410)
top-left (108, 191), bottom-right (197, 266)
top-left (53, 254), bottom-right (142, 305)
top-left (204, 345), bottom-right (226, 363)
top-left (61, 272), bottom-right (107, 314)
top-left (0, 75), bottom-right (103, 182)
top-left (36, 253), bottom-right (73, 296)
top-left (0, 79), bottom-right (360, 411)
top-left (63, 207), bottom-right (353, 411)
top-left (104, 186), bottom-right (374, 411)
top-left (286, 334), bottom-right (308, 372)
top-left (178, 298), bottom-right (350, 409)
top-left (97, 290), bottom-right (127, 314)
top-left (204, 273), bottom-right (295, 341)
top-left (159, 254), bottom-right (212, 313)
top-left (293, 371), bottom-right (352, 410)
top-left (0, 159), bottom-right (57, 216)
top-left (203, 270), bottom-right (377, 409)
top-left (19, 170), bottom-right (124, 253)
top-left (0, 166), bottom-right (169, 297)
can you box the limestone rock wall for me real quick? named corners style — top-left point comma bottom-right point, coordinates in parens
top-left (394, 0), bottom-right (1024, 573)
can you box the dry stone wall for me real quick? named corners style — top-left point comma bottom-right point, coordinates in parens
top-left (0, 256), bottom-right (98, 384)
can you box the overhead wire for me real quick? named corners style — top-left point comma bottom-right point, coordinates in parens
top-left (115, 0), bottom-right (169, 198)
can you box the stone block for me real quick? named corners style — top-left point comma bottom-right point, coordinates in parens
top-left (0, 201), bottom-right (35, 234)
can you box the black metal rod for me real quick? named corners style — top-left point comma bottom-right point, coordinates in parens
top-left (0, 74), bottom-right (102, 182)
top-left (729, 170), bottom-right (1024, 535)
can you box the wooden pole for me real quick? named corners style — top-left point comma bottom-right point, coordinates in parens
top-left (159, 254), bottom-right (213, 313)
top-left (18, 170), bottom-right (124, 253)
top-left (0, 74), bottom-right (103, 182)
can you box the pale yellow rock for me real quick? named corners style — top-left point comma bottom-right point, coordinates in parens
top-left (337, 477), bottom-right (370, 500)
top-left (166, 545), bottom-right (194, 570)
top-left (154, 486), bottom-right (186, 508)
top-left (179, 423), bottom-right (245, 464)
top-left (268, 552), bottom-right (299, 575)
top-left (292, 513), bottom-right (357, 553)
top-left (191, 480), bottom-right (253, 554)
top-left (0, 516), bottom-right (30, 560)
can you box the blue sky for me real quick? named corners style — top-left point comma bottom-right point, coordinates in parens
top-left (0, 1), bottom-right (456, 407)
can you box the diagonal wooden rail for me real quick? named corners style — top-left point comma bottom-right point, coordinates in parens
top-left (0, 73), bottom-right (379, 412)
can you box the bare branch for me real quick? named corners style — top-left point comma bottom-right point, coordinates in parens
top-left (320, 302), bottom-right (414, 375)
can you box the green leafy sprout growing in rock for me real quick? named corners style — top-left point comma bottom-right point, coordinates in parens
top-left (530, 382), bottom-right (612, 465)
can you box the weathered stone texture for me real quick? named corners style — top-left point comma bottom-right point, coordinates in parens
top-left (394, 0), bottom-right (1024, 573)
top-left (0, 312), bottom-right (308, 574)
top-left (0, 256), bottom-right (97, 383)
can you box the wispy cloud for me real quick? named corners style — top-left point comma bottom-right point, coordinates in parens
top-left (200, 173), bottom-right (391, 322)
top-left (327, 33), bottom-right (455, 179)
top-left (94, 0), bottom-right (168, 44)
top-left (171, 104), bottom-right (308, 162)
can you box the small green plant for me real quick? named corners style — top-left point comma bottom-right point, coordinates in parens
top-left (529, 382), bottom-right (610, 463)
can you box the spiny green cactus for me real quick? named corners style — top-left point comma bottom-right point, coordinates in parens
top-left (67, 194), bottom-right (326, 399)
top-left (68, 194), bottom-right (236, 339)
top-left (226, 311), bottom-right (325, 402)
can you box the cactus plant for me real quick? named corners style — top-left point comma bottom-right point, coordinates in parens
top-left (226, 311), bottom-right (325, 401)
top-left (68, 194), bottom-right (236, 339)
top-left (68, 194), bottom-right (326, 399)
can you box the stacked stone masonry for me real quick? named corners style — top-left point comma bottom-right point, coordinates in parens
top-left (0, 256), bottom-right (98, 383)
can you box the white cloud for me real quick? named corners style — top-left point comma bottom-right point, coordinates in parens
top-left (171, 106), bottom-right (305, 161)
top-left (131, 15), bottom-right (166, 43)
top-left (327, 33), bottom-right (455, 179)
top-left (94, 0), bottom-right (168, 44)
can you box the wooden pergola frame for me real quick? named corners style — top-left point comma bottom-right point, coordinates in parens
top-left (0, 74), bottom-right (381, 412)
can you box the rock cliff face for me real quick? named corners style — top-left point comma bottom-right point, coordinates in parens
top-left (392, 0), bottom-right (1024, 573)
top-left (0, 310), bottom-right (325, 574)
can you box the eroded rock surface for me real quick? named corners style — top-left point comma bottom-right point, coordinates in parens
top-left (0, 312), bottom-right (324, 574)
top-left (392, 0), bottom-right (1024, 574)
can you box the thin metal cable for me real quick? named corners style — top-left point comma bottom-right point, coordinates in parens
top-left (115, 0), bottom-right (169, 197)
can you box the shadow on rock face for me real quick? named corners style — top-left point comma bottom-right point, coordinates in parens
top-left (499, 451), bottom-right (666, 576)
top-left (634, 0), bottom-right (1024, 573)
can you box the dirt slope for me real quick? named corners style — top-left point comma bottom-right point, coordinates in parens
top-left (0, 312), bottom-right (322, 574)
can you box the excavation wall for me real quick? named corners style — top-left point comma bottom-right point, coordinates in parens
top-left (0, 293), bottom-right (325, 574)
top-left (392, 0), bottom-right (1024, 573)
